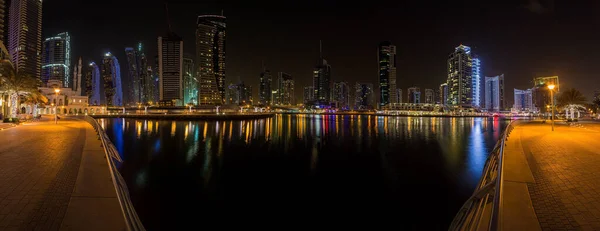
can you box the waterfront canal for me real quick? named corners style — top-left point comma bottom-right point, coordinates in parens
top-left (100, 115), bottom-right (508, 230)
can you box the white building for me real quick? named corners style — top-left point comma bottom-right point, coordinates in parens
top-left (37, 80), bottom-right (104, 115)
top-left (513, 88), bottom-right (533, 112)
top-left (484, 74), bottom-right (505, 112)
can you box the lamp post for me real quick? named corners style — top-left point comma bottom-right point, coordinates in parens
top-left (548, 84), bottom-right (555, 131)
top-left (54, 88), bottom-right (60, 124)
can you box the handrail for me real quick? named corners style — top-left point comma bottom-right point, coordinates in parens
top-left (82, 116), bottom-right (146, 231)
top-left (449, 119), bottom-right (518, 231)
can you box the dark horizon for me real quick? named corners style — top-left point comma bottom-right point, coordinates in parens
top-left (42, 0), bottom-right (600, 105)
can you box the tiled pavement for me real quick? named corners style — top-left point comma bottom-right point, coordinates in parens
top-left (0, 118), bottom-right (86, 230)
top-left (518, 122), bottom-right (600, 230)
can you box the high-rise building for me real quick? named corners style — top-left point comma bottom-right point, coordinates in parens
top-left (355, 83), bottom-right (374, 110)
top-left (227, 82), bottom-right (252, 105)
top-left (72, 57), bottom-right (82, 96)
top-left (85, 61), bottom-right (101, 105)
top-left (447, 45), bottom-right (473, 107)
top-left (408, 87), bottom-right (421, 104)
top-left (0, 0), bottom-right (5, 44)
top-left (440, 83), bottom-right (449, 105)
top-left (396, 88), bottom-right (403, 104)
top-left (158, 33), bottom-right (184, 106)
top-left (303, 86), bottom-right (314, 105)
top-left (258, 66), bottom-right (272, 106)
top-left (424, 88), bottom-right (434, 104)
top-left (124, 43), bottom-right (149, 105)
top-left (378, 41), bottom-right (397, 108)
top-left (101, 52), bottom-right (123, 106)
top-left (484, 74), bottom-right (505, 111)
top-left (333, 81), bottom-right (350, 109)
top-left (196, 15), bottom-right (226, 105)
top-left (513, 88), bottom-right (533, 112)
top-left (41, 32), bottom-right (70, 86)
top-left (472, 57), bottom-right (481, 107)
top-left (313, 41), bottom-right (331, 106)
top-left (277, 72), bottom-right (294, 105)
top-left (532, 76), bottom-right (559, 113)
top-left (9, 0), bottom-right (42, 79)
top-left (183, 58), bottom-right (197, 105)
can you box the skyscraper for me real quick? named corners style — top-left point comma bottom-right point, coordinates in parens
top-left (41, 32), bottom-right (70, 86)
top-left (124, 43), bottom-right (149, 105)
top-left (85, 61), bottom-right (101, 105)
top-left (8, 0), bottom-right (42, 78)
top-left (183, 58), bottom-right (197, 105)
top-left (278, 72), bottom-right (294, 105)
top-left (355, 83), bottom-right (374, 110)
top-left (101, 52), bottom-right (123, 106)
top-left (227, 82), bottom-right (252, 105)
top-left (484, 74), bottom-right (505, 112)
top-left (408, 87), bottom-right (421, 104)
top-left (314, 41), bottom-right (332, 106)
top-left (424, 88), bottom-right (434, 104)
top-left (447, 45), bottom-right (473, 107)
top-left (472, 57), bottom-right (481, 107)
top-left (333, 81), bottom-right (350, 109)
top-left (396, 88), bottom-right (403, 104)
top-left (196, 15), bottom-right (226, 105)
top-left (440, 83), bottom-right (448, 105)
top-left (532, 76), bottom-right (559, 113)
top-left (514, 88), bottom-right (533, 112)
top-left (158, 33), bottom-right (184, 106)
top-left (303, 86), bottom-right (314, 105)
top-left (259, 66), bottom-right (272, 106)
top-left (378, 41), bottom-right (397, 108)
top-left (0, 0), bottom-right (5, 44)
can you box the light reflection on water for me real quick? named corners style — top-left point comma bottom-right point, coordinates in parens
top-left (101, 115), bottom-right (507, 230)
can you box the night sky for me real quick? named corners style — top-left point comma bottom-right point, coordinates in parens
top-left (43, 0), bottom-right (599, 105)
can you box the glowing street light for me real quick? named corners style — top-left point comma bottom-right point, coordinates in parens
top-left (548, 84), bottom-right (556, 131)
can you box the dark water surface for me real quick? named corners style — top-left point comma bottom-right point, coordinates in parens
top-left (100, 115), bottom-right (508, 230)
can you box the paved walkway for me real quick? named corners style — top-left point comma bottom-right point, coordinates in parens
top-left (503, 121), bottom-right (600, 231)
top-left (0, 116), bottom-right (125, 230)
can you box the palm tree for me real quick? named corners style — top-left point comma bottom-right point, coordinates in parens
top-left (557, 88), bottom-right (587, 120)
top-left (23, 90), bottom-right (48, 116)
top-left (0, 60), bottom-right (42, 117)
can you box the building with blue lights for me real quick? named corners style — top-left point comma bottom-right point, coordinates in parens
top-left (41, 32), bottom-right (70, 86)
top-left (472, 57), bottom-right (481, 107)
top-left (85, 61), bottom-right (101, 105)
top-left (447, 45), bottom-right (473, 107)
top-left (101, 52), bottom-right (123, 106)
top-left (378, 41), bottom-right (397, 108)
top-left (484, 74), bottom-right (505, 112)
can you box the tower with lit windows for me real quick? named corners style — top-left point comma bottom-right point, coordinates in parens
top-left (101, 52), bottom-right (123, 106)
top-left (41, 32), bottom-right (70, 86)
top-left (378, 41), bottom-right (397, 108)
top-left (447, 45), bottom-right (473, 107)
top-left (8, 0), bottom-right (42, 79)
top-left (196, 15), bottom-right (226, 105)
top-left (85, 61), bottom-right (101, 105)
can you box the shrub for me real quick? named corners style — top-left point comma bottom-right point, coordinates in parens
top-left (2, 118), bottom-right (20, 124)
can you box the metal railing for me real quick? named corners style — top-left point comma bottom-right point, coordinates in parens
top-left (449, 120), bottom-right (518, 231)
top-left (83, 116), bottom-right (146, 231)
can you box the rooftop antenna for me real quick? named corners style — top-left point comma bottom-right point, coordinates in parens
top-left (164, 1), bottom-right (172, 32)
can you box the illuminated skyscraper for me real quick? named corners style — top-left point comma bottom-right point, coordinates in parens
top-left (259, 66), bottom-right (272, 106)
top-left (85, 61), bottom-right (101, 105)
top-left (0, 0), bottom-right (5, 44)
top-left (125, 43), bottom-right (149, 105)
top-left (183, 58), bottom-right (197, 105)
top-left (396, 88), bottom-right (403, 104)
top-left (513, 88), bottom-right (533, 112)
top-left (447, 45), bottom-right (473, 107)
top-left (472, 57), bottom-right (481, 107)
top-left (355, 83), bottom-right (374, 109)
top-left (101, 52), bottom-right (123, 106)
top-left (227, 82), bottom-right (252, 105)
top-left (440, 83), bottom-right (448, 105)
top-left (314, 41), bottom-right (332, 106)
top-left (278, 72), bottom-right (294, 105)
top-left (408, 87), bottom-right (421, 104)
top-left (158, 33), bottom-right (184, 106)
top-left (196, 15), bottom-right (226, 105)
top-left (303, 86), bottom-right (314, 105)
top-left (9, 0), bottom-right (42, 78)
top-left (378, 41), bottom-right (397, 108)
top-left (41, 32), bottom-right (70, 86)
top-left (424, 88), bottom-right (434, 104)
top-left (484, 74), bottom-right (505, 111)
top-left (333, 81), bottom-right (350, 110)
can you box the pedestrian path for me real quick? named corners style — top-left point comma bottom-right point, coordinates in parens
top-left (0, 117), bottom-right (125, 230)
top-left (503, 121), bottom-right (600, 230)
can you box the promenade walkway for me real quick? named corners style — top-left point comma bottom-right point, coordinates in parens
top-left (502, 121), bottom-right (600, 230)
top-left (0, 116), bottom-right (125, 230)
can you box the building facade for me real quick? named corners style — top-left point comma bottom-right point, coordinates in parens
top-left (183, 58), bottom-right (197, 105)
top-left (424, 89), bottom-right (434, 104)
top-left (101, 52), bottom-right (123, 106)
top-left (355, 83), bottom-right (374, 110)
top-left (447, 45), bottom-right (473, 107)
top-left (196, 15), bottom-right (226, 105)
top-left (532, 76), bottom-right (559, 113)
top-left (124, 43), bottom-right (150, 105)
top-left (277, 72), bottom-right (294, 105)
top-left (408, 87), bottom-right (421, 104)
top-left (85, 61), bottom-right (101, 105)
top-left (513, 88), bottom-right (533, 112)
top-left (227, 82), bottom-right (252, 105)
top-left (41, 32), bottom-right (70, 86)
top-left (303, 86), bottom-right (314, 105)
top-left (484, 74), bottom-right (505, 112)
top-left (396, 88), bottom-right (402, 104)
top-left (313, 42), bottom-right (331, 106)
top-left (378, 41), bottom-right (397, 108)
top-left (8, 0), bottom-right (42, 79)
top-left (258, 67), bottom-right (272, 106)
top-left (472, 57), bottom-right (481, 107)
top-left (439, 83), bottom-right (449, 105)
top-left (333, 81), bottom-right (350, 110)
top-left (158, 33), bottom-right (184, 106)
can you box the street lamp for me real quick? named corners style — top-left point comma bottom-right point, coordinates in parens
top-left (548, 84), bottom-right (555, 131)
top-left (54, 88), bottom-right (60, 124)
